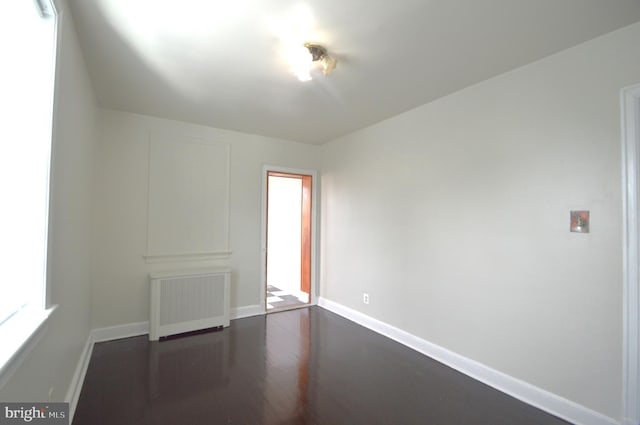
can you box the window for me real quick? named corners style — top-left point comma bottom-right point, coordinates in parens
top-left (0, 0), bottom-right (57, 381)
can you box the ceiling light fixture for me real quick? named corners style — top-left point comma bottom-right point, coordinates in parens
top-left (292, 43), bottom-right (337, 82)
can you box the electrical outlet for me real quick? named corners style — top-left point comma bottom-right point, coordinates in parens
top-left (363, 293), bottom-right (370, 305)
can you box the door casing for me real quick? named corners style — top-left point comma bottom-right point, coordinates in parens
top-left (621, 83), bottom-right (640, 425)
top-left (260, 165), bottom-right (318, 312)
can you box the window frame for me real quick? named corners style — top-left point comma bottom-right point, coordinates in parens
top-left (0, 0), bottom-right (60, 390)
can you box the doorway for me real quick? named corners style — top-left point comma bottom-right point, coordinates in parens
top-left (263, 169), bottom-right (314, 312)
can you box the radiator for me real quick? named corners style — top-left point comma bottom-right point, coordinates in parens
top-left (149, 269), bottom-right (230, 341)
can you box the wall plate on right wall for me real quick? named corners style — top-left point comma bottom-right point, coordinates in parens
top-left (570, 210), bottom-right (589, 233)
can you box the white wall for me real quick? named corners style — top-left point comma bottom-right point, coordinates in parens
top-left (0, 0), bottom-right (96, 402)
top-left (320, 22), bottom-right (640, 420)
top-left (92, 110), bottom-right (319, 328)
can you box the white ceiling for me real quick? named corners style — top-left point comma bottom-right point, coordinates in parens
top-left (69, 0), bottom-right (640, 144)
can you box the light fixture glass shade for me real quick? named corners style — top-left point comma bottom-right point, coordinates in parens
top-left (290, 46), bottom-right (312, 82)
top-left (287, 43), bottom-right (336, 81)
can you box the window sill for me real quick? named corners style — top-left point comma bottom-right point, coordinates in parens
top-left (0, 305), bottom-right (57, 390)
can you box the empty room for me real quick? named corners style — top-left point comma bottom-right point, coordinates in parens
top-left (1, 0), bottom-right (639, 424)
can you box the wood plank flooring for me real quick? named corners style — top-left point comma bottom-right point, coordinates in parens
top-left (73, 307), bottom-right (571, 425)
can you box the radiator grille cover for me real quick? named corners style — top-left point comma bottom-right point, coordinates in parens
top-left (149, 269), bottom-right (230, 341)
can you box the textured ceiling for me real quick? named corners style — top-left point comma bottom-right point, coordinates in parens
top-left (69, 0), bottom-right (640, 144)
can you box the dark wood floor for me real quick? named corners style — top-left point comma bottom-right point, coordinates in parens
top-left (73, 307), bottom-right (571, 425)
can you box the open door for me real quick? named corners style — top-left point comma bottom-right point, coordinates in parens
top-left (265, 171), bottom-right (312, 311)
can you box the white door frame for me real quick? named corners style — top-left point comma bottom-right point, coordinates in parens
top-left (622, 83), bottom-right (640, 425)
top-left (260, 165), bottom-right (319, 312)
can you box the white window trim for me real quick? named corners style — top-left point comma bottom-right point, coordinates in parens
top-left (0, 0), bottom-right (60, 391)
top-left (0, 306), bottom-right (57, 390)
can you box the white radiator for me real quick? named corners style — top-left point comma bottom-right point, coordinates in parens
top-left (149, 268), bottom-right (230, 341)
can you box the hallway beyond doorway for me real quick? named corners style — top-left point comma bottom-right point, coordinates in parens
top-left (264, 170), bottom-right (312, 312)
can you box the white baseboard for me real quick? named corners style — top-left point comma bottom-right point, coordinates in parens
top-left (65, 334), bottom-right (93, 424)
top-left (317, 297), bottom-right (620, 425)
top-left (66, 307), bottom-right (271, 421)
top-left (66, 321), bottom-right (149, 422)
top-left (91, 321), bottom-right (150, 343)
top-left (230, 304), bottom-right (264, 320)
top-left (90, 306), bottom-right (266, 343)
